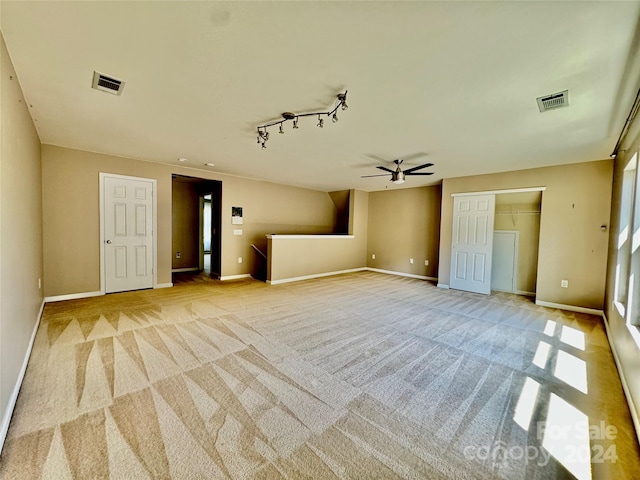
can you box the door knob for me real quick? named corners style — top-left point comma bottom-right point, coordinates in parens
top-left (106, 240), bottom-right (112, 244)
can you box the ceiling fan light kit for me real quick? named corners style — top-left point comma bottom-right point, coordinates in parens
top-left (393, 172), bottom-right (405, 184)
top-left (256, 91), bottom-right (348, 149)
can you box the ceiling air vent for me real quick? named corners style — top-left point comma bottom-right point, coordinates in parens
top-left (537, 90), bottom-right (568, 112)
top-left (92, 71), bottom-right (125, 96)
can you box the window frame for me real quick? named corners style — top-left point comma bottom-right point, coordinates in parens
top-left (614, 150), bottom-right (640, 332)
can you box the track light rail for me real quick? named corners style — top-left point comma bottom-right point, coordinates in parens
top-left (256, 91), bottom-right (348, 149)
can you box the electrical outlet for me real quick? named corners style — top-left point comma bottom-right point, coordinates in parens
top-left (424, 260), bottom-right (429, 266)
top-left (371, 254), bottom-right (376, 260)
top-left (561, 279), bottom-right (568, 288)
top-left (176, 252), bottom-right (181, 259)
top-left (410, 258), bottom-right (414, 264)
top-left (238, 257), bottom-right (243, 264)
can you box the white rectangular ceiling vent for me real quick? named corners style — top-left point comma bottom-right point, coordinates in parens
top-left (92, 71), bottom-right (125, 95)
top-left (537, 90), bottom-right (568, 112)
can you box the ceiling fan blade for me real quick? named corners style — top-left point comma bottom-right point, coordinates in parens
top-left (376, 166), bottom-right (395, 173)
top-left (361, 174), bottom-right (391, 178)
top-left (402, 152), bottom-right (429, 162)
top-left (405, 172), bottom-right (434, 176)
top-left (365, 154), bottom-right (389, 163)
top-left (403, 163), bottom-right (434, 174)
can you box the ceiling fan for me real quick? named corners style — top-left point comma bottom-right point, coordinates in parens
top-left (361, 158), bottom-right (434, 184)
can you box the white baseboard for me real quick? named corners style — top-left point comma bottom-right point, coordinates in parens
top-left (267, 268), bottom-right (367, 285)
top-left (437, 283), bottom-right (450, 289)
top-left (535, 300), bottom-right (603, 316)
top-left (601, 313), bottom-right (640, 446)
top-left (220, 274), bottom-right (252, 281)
top-left (155, 283), bottom-right (173, 289)
top-left (0, 299), bottom-right (45, 454)
top-left (171, 268), bottom-right (199, 273)
top-left (365, 268), bottom-right (437, 281)
top-left (44, 290), bottom-right (102, 303)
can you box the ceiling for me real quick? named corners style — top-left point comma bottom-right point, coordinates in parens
top-left (2, 1), bottom-right (640, 192)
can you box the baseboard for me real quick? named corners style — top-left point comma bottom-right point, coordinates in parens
top-left (44, 291), bottom-right (102, 303)
top-left (515, 290), bottom-right (536, 297)
top-left (0, 298), bottom-right (45, 454)
top-left (437, 283), bottom-right (450, 289)
top-left (601, 313), bottom-right (640, 446)
top-left (171, 268), bottom-right (199, 273)
top-left (267, 268), bottom-right (367, 285)
top-left (220, 274), bottom-right (252, 281)
top-left (535, 300), bottom-right (603, 316)
top-left (365, 267), bottom-right (437, 281)
top-left (155, 283), bottom-right (173, 289)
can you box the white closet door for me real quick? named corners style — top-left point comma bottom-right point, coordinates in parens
top-left (450, 194), bottom-right (496, 294)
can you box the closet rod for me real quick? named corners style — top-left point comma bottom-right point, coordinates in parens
top-left (495, 211), bottom-right (540, 215)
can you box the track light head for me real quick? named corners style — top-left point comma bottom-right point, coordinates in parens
top-left (337, 92), bottom-right (348, 111)
top-left (332, 113), bottom-right (338, 123)
top-left (279, 124), bottom-right (284, 134)
top-left (317, 116), bottom-right (324, 128)
top-left (293, 118), bottom-right (299, 129)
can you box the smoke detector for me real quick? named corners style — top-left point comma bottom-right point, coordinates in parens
top-left (537, 90), bottom-right (569, 112)
top-left (92, 71), bottom-right (125, 96)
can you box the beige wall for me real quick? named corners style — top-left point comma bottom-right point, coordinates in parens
top-left (267, 189), bottom-right (368, 282)
top-left (41, 145), bottom-right (339, 296)
top-left (494, 193), bottom-right (541, 293)
top-left (0, 33), bottom-right (43, 446)
top-left (172, 179), bottom-right (200, 269)
top-left (439, 160), bottom-right (613, 309)
top-left (605, 119), bottom-right (640, 438)
top-left (220, 174), bottom-right (337, 278)
top-left (366, 186), bottom-right (441, 278)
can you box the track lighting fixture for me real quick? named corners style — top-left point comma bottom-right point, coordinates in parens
top-left (255, 90), bottom-right (348, 148)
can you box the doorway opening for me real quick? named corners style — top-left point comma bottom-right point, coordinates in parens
top-left (449, 188), bottom-right (543, 297)
top-left (492, 191), bottom-right (542, 296)
top-left (172, 175), bottom-right (222, 280)
top-left (203, 194), bottom-right (212, 274)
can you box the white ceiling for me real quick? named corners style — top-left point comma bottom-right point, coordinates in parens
top-left (2, 1), bottom-right (640, 192)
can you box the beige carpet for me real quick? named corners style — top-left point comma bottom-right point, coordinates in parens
top-left (0, 271), bottom-right (638, 479)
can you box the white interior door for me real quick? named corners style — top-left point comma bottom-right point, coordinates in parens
top-left (103, 175), bottom-right (154, 293)
top-left (450, 194), bottom-right (496, 294)
top-left (492, 231), bottom-right (518, 292)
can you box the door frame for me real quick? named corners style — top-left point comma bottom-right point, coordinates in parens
top-left (99, 172), bottom-right (158, 295)
top-left (448, 186), bottom-right (546, 292)
top-left (492, 230), bottom-right (519, 293)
